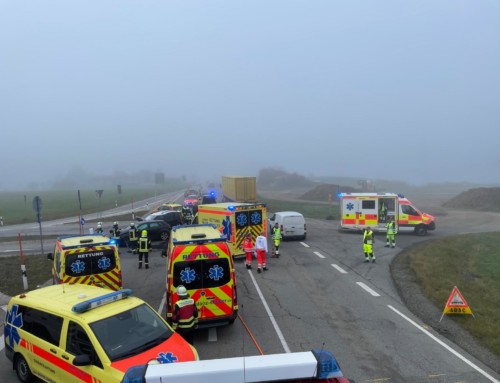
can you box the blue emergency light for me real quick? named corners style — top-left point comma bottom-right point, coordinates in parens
top-left (311, 349), bottom-right (343, 379)
top-left (227, 205), bottom-right (235, 211)
top-left (121, 365), bottom-right (146, 383)
top-left (72, 289), bottom-right (133, 313)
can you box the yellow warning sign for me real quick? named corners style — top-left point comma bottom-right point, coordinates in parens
top-left (440, 286), bottom-right (475, 321)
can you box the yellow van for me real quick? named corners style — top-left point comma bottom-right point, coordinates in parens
top-left (47, 235), bottom-right (122, 291)
top-left (166, 224), bottom-right (238, 327)
top-left (4, 284), bottom-right (198, 383)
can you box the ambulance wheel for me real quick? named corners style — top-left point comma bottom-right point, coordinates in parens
top-left (15, 354), bottom-right (35, 383)
top-left (414, 225), bottom-right (427, 236)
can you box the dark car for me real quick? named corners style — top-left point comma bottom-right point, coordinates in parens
top-left (119, 220), bottom-right (171, 247)
top-left (142, 210), bottom-right (184, 227)
top-left (199, 193), bottom-right (217, 205)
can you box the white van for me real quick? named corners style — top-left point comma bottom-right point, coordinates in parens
top-left (268, 211), bottom-right (306, 240)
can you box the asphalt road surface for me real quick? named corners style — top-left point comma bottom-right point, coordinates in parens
top-left (1, 196), bottom-right (500, 383)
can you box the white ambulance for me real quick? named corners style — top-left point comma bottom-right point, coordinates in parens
top-left (339, 193), bottom-right (436, 235)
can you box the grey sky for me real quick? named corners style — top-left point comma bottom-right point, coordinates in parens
top-left (1, 0), bottom-right (499, 189)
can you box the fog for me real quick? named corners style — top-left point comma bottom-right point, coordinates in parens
top-left (1, 1), bottom-right (499, 190)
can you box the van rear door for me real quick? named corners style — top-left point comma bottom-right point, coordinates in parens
top-left (283, 216), bottom-right (305, 237)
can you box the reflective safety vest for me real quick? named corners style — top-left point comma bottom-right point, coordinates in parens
top-left (363, 229), bottom-right (374, 244)
top-left (110, 227), bottom-right (121, 239)
top-left (272, 227), bottom-right (282, 242)
top-left (173, 298), bottom-right (198, 329)
top-left (139, 237), bottom-right (151, 253)
top-left (129, 228), bottom-right (138, 242)
top-left (386, 221), bottom-right (396, 235)
top-left (243, 238), bottom-right (254, 253)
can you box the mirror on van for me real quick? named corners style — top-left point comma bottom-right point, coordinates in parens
top-left (73, 354), bottom-right (91, 366)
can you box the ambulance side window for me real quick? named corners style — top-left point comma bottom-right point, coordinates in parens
top-left (401, 205), bottom-right (419, 216)
top-left (362, 200), bottom-right (376, 209)
top-left (18, 306), bottom-right (63, 346)
top-left (67, 321), bottom-right (103, 368)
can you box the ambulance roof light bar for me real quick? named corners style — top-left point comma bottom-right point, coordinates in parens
top-left (121, 349), bottom-right (346, 383)
top-left (72, 289), bottom-right (133, 313)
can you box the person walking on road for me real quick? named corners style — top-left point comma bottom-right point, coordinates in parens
top-left (138, 230), bottom-right (152, 269)
top-left (271, 223), bottom-right (282, 258)
top-left (255, 231), bottom-right (268, 273)
top-left (243, 234), bottom-right (255, 269)
top-left (110, 221), bottom-right (121, 243)
top-left (128, 222), bottom-right (139, 253)
top-left (385, 217), bottom-right (397, 248)
top-left (363, 227), bottom-right (375, 263)
top-left (172, 285), bottom-right (198, 345)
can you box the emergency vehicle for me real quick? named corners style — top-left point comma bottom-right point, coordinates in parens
top-left (197, 202), bottom-right (267, 257)
top-left (4, 284), bottom-right (198, 383)
top-left (166, 224), bottom-right (238, 327)
top-left (121, 349), bottom-right (350, 383)
top-left (339, 192), bottom-right (436, 235)
top-left (47, 234), bottom-right (123, 290)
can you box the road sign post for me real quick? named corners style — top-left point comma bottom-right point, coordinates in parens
top-left (32, 196), bottom-right (44, 256)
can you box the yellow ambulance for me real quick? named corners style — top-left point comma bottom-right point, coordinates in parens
top-left (197, 202), bottom-right (267, 257)
top-left (4, 284), bottom-right (198, 383)
top-left (166, 224), bottom-right (238, 327)
top-left (47, 234), bottom-right (122, 291)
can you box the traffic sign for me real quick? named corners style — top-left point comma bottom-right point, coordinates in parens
top-left (80, 217), bottom-right (86, 226)
top-left (440, 286), bottom-right (475, 321)
top-left (32, 196), bottom-right (42, 223)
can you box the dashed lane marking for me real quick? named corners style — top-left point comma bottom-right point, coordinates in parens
top-left (356, 282), bottom-right (380, 297)
top-left (300, 242), bottom-right (310, 248)
top-left (313, 251), bottom-right (325, 259)
top-left (331, 264), bottom-right (348, 274)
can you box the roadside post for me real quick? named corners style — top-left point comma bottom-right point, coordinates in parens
top-left (32, 195), bottom-right (44, 256)
top-left (18, 233), bottom-right (28, 290)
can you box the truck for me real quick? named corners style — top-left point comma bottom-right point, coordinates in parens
top-left (339, 192), bottom-right (436, 236)
top-left (221, 176), bottom-right (257, 202)
top-left (197, 202), bottom-right (267, 257)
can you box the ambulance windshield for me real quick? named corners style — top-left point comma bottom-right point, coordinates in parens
top-left (90, 303), bottom-right (173, 361)
top-left (65, 249), bottom-right (117, 277)
top-left (173, 258), bottom-right (231, 289)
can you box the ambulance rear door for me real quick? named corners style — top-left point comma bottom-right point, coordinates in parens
top-left (233, 207), bottom-right (265, 255)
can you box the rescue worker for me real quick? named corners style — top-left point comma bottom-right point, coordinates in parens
top-left (138, 230), bottom-right (152, 269)
top-left (255, 231), bottom-right (268, 273)
top-left (109, 222), bottom-right (121, 242)
top-left (271, 223), bottom-right (282, 258)
top-left (380, 202), bottom-right (387, 223)
top-left (363, 226), bottom-right (375, 263)
top-left (243, 234), bottom-right (254, 269)
top-left (128, 222), bottom-right (139, 253)
top-left (172, 285), bottom-right (198, 345)
top-left (182, 205), bottom-right (193, 224)
top-left (95, 222), bottom-right (103, 234)
top-left (385, 216), bottom-right (397, 248)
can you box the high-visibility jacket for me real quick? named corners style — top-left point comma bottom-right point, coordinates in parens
top-left (243, 238), bottom-right (254, 253)
top-left (173, 298), bottom-right (198, 330)
top-left (386, 221), bottom-right (396, 235)
top-left (110, 227), bottom-right (121, 239)
top-left (129, 228), bottom-right (138, 242)
top-left (139, 236), bottom-right (151, 253)
top-left (363, 229), bottom-right (374, 244)
top-left (272, 227), bottom-right (282, 245)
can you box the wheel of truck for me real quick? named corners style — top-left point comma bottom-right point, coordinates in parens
top-left (414, 225), bottom-right (427, 236)
top-left (15, 354), bottom-right (35, 383)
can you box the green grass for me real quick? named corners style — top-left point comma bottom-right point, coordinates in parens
top-left (0, 184), bottom-right (184, 225)
top-left (0, 254), bottom-right (53, 296)
top-left (259, 197), bottom-right (339, 220)
top-left (408, 232), bottom-right (500, 357)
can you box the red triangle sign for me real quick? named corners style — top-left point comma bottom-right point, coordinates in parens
top-left (445, 286), bottom-right (469, 308)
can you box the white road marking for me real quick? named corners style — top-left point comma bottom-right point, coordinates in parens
top-left (300, 242), bottom-right (310, 248)
top-left (313, 251), bottom-right (325, 259)
top-left (248, 269), bottom-right (291, 353)
top-left (1, 305), bottom-right (6, 352)
top-left (208, 327), bottom-right (217, 342)
top-left (331, 264), bottom-right (348, 274)
top-left (388, 305), bottom-right (500, 383)
top-left (356, 282), bottom-right (380, 297)
top-left (158, 292), bottom-right (166, 315)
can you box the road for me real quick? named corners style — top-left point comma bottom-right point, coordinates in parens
top-left (1, 196), bottom-right (500, 382)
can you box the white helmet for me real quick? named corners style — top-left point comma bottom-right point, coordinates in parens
top-left (130, 222), bottom-right (135, 227)
top-left (176, 285), bottom-right (188, 298)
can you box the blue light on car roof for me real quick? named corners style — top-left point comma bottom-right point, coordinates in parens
top-left (228, 205), bottom-right (235, 211)
top-left (72, 289), bottom-right (133, 313)
top-left (337, 192), bottom-right (343, 199)
top-left (311, 349), bottom-right (343, 379)
top-left (121, 365), bottom-right (147, 383)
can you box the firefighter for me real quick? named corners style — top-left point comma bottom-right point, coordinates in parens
top-left (243, 234), bottom-right (254, 269)
top-left (385, 216), bottom-right (397, 248)
top-left (172, 285), bottom-right (198, 345)
top-left (109, 222), bottom-right (121, 242)
top-left (182, 205), bottom-right (193, 224)
top-left (271, 223), bottom-right (282, 258)
top-left (255, 231), bottom-right (268, 273)
top-left (363, 226), bottom-right (375, 263)
top-left (380, 202), bottom-right (387, 223)
top-left (128, 222), bottom-right (139, 253)
top-left (138, 230), bottom-right (152, 269)
top-left (95, 222), bottom-right (103, 234)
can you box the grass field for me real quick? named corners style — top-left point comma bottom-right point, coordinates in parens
top-left (0, 183), bottom-right (185, 225)
top-left (407, 232), bottom-right (500, 357)
top-left (259, 197), bottom-right (339, 220)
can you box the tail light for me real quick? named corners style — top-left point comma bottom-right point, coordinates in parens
top-left (304, 223), bottom-right (307, 233)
